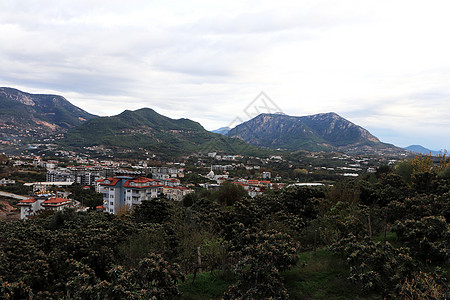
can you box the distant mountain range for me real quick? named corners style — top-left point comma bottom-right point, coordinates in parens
top-left (227, 112), bottom-right (402, 154)
top-left (0, 87), bottom-right (411, 157)
top-left (0, 87), bottom-right (96, 142)
top-left (404, 145), bottom-right (442, 156)
top-left (211, 127), bottom-right (231, 135)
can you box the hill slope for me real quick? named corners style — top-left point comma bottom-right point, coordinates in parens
top-left (0, 87), bottom-right (96, 142)
top-left (227, 112), bottom-right (401, 153)
top-left (404, 145), bottom-right (441, 156)
top-left (62, 108), bottom-right (270, 158)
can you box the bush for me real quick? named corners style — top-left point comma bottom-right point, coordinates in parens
top-left (331, 234), bottom-right (415, 297)
top-left (392, 216), bottom-right (449, 263)
top-left (224, 225), bottom-right (299, 299)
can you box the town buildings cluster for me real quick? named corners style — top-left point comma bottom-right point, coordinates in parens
top-left (2, 149), bottom-right (407, 220)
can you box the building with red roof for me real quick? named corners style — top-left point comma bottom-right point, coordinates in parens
top-left (17, 196), bottom-right (72, 219)
top-left (98, 176), bottom-right (164, 214)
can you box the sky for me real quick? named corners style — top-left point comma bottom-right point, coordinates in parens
top-left (1, 0), bottom-right (449, 151)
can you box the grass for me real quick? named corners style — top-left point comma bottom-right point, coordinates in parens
top-left (177, 249), bottom-right (379, 300)
top-left (284, 249), bottom-right (378, 299)
top-left (177, 271), bottom-right (232, 300)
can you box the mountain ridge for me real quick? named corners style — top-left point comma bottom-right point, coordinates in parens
top-left (0, 87), bottom-right (96, 143)
top-left (61, 107), bottom-right (271, 158)
top-left (0, 87), bottom-right (410, 156)
top-left (404, 145), bottom-right (442, 156)
top-left (227, 112), bottom-right (402, 154)
top-left (211, 127), bottom-right (231, 135)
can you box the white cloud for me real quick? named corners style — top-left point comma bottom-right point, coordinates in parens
top-left (0, 0), bottom-right (449, 150)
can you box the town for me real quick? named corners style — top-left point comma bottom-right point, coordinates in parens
top-left (0, 146), bottom-right (408, 220)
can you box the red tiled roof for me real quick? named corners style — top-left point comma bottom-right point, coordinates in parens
top-left (99, 178), bottom-right (120, 186)
top-left (42, 197), bottom-right (71, 207)
top-left (176, 187), bottom-right (190, 190)
top-left (132, 177), bottom-right (156, 183)
top-left (18, 198), bottom-right (37, 205)
top-left (96, 205), bottom-right (105, 210)
top-left (123, 177), bottom-right (160, 188)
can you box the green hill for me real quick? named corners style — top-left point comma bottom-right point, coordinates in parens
top-left (62, 108), bottom-right (273, 158)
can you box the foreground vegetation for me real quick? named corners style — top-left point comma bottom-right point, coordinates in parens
top-left (0, 155), bottom-right (449, 299)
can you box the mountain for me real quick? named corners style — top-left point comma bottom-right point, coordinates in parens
top-left (211, 127), bottom-right (231, 135)
top-left (404, 145), bottom-right (442, 156)
top-left (61, 108), bottom-right (270, 158)
top-left (0, 87), bottom-right (96, 143)
top-left (227, 112), bottom-right (402, 154)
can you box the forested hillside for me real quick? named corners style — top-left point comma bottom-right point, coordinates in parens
top-left (0, 155), bottom-right (449, 299)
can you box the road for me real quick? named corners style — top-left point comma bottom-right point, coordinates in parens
top-left (0, 191), bottom-right (29, 200)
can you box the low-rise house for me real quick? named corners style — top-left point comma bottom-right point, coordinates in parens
top-left (17, 198), bottom-right (40, 219)
top-left (41, 198), bottom-right (72, 211)
top-left (0, 178), bottom-right (15, 185)
top-left (163, 186), bottom-right (193, 201)
top-left (17, 195), bottom-right (72, 219)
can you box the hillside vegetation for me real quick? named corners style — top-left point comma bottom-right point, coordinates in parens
top-left (0, 155), bottom-right (449, 299)
top-left (62, 108), bottom-right (274, 158)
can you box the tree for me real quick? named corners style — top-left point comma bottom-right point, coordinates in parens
top-left (392, 216), bottom-right (449, 263)
top-left (216, 181), bottom-right (247, 206)
top-left (182, 192), bottom-right (198, 207)
top-left (331, 234), bottom-right (415, 298)
top-left (134, 198), bottom-right (173, 224)
top-left (394, 159), bottom-right (414, 184)
top-left (69, 183), bottom-right (103, 209)
top-left (224, 226), bottom-right (299, 299)
top-left (78, 255), bottom-right (184, 299)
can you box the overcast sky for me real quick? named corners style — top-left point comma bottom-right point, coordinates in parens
top-left (1, 0), bottom-right (449, 150)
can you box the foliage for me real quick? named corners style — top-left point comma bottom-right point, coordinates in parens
top-left (224, 225), bottom-right (299, 299)
top-left (387, 193), bottom-right (450, 222)
top-left (69, 183), bottom-right (103, 209)
top-left (399, 271), bottom-right (448, 300)
top-left (394, 159), bottom-right (414, 184)
top-left (360, 173), bottom-right (410, 207)
top-left (392, 216), bottom-right (449, 263)
top-left (61, 107), bottom-right (272, 158)
top-left (0, 211), bottom-right (138, 297)
top-left (215, 181), bottom-right (247, 207)
top-left (331, 234), bottom-right (415, 297)
top-left (1, 155), bottom-right (450, 299)
top-left (134, 198), bottom-right (174, 224)
top-left (182, 192), bottom-right (198, 207)
top-left (83, 254), bottom-right (184, 300)
top-left (256, 186), bottom-right (323, 235)
top-left (319, 201), bottom-right (371, 243)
